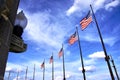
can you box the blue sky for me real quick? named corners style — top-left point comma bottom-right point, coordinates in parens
top-left (5, 0), bottom-right (120, 80)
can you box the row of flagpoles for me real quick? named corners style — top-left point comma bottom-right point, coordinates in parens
top-left (6, 54), bottom-right (119, 80)
top-left (6, 4), bottom-right (119, 80)
top-left (40, 44), bottom-right (66, 80)
top-left (40, 4), bottom-right (120, 80)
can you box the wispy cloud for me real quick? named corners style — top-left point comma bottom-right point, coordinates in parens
top-left (24, 10), bottom-right (71, 52)
top-left (25, 12), bottom-right (61, 48)
top-left (93, 0), bottom-right (106, 11)
top-left (84, 58), bottom-right (96, 65)
top-left (66, 0), bottom-right (120, 16)
top-left (80, 30), bottom-right (117, 46)
top-left (66, 0), bottom-right (92, 16)
top-left (105, 0), bottom-right (120, 11)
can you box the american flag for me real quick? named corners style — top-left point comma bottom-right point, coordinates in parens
top-left (69, 31), bottom-right (78, 45)
top-left (58, 47), bottom-right (63, 58)
top-left (41, 61), bottom-right (45, 69)
top-left (49, 56), bottom-right (53, 64)
top-left (80, 11), bottom-right (92, 30)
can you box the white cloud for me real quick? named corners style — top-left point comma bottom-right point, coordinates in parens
top-left (66, 0), bottom-right (120, 16)
top-left (84, 58), bottom-right (96, 65)
top-left (103, 37), bottom-right (117, 46)
top-left (55, 72), bottom-right (72, 80)
top-left (93, 0), bottom-right (106, 11)
top-left (66, 0), bottom-right (92, 16)
top-left (78, 65), bottom-right (96, 72)
top-left (81, 28), bottom-right (118, 46)
top-left (105, 0), bottom-right (120, 11)
top-left (6, 63), bottom-right (25, 73)
top-left (81, 32), bottom-right (117, 46)
top-left (24, 11), bottom-right (68, 51)
top-left (88, 51), bottom-right (105, 59)
top-left (5, 67), bottom-right (13, 72)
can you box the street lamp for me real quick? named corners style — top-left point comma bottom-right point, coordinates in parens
top-left (9, 10), bottom-right (28, 53)
top-left (13, 10), bottom-right (28, 38)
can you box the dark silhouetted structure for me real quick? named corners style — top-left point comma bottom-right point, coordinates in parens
top-left (0, 0), bottom-right (20, 79)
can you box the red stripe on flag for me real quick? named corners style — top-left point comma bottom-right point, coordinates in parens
top-left (41, 62), bottom-right (44, 69)
top-left (49, 56), bottom-right (53, 64)
top-left (80, 16), bottom-right (92, 30)
top-left (69, 31), bottom-right (78, 45)
top-left (58, 48), bottom-right (63, 58)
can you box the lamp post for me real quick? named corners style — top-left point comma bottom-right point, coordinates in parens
top-left (13, 10), bottom-right (28, 39)
top-left (9, 10), bottom-right (28, 53)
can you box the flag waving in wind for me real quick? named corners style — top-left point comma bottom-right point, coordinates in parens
top-left (80, 11), bottom-right (92, 30)
top-left (41, 61), bottom-right (45, 69)
top-left (49, 56), bottom-right (53, 64)
top-left (69, 31), bottom-right (78, 45)
top-left (58, 47), bottom-right (63, 58)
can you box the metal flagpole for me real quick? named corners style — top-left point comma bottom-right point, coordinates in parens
top-left (33, 64), bottom-right (35, 80)
top-left (25, 66), bottom-right (28, 80)
top-left (62, 44), bottom-right (66, 80)
top-left (43, 59), bottom-right (45, 80)
top-left (8, 71), bottom-right (11, 80)
top-left (16, 70), bottom-right (19, 80)
top-left (76, 27), bottom-right (86, 80)
top-left (90, 4), bottom-right (115, 80)
top-left (110, 55), bottom-right (120, 80)
top-left (52, 53), bottom-right (54, 80)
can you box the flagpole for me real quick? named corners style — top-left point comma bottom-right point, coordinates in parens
top-left (33, 64), bottom-right (35, 80)
top-left (16, 70), bottom-right (19, 80)
top-left (43, 59), bottom-right (45, 80)
top-left (25, 66), bottom-right (28, 80)
top-left (52, 53), bottom-right (54, 80)
top-left (90, 4), bottom-right (115, 80)
top-left (76, 27), bottom-right (86, 80)
top-left (110, 55), bottom-right (120, 80)
top-left (8, 71), bottom-right (11, 80)
top-left (62, 44), bottom-right (66, 80)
